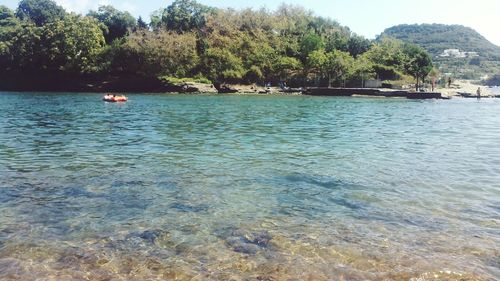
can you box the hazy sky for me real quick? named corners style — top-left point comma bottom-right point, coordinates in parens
top-left (3, 0), bottom-right (500, 46)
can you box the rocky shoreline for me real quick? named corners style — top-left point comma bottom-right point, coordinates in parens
top-left (1, 74), bottom-right (497, 99)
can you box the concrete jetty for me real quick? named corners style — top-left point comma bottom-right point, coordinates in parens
top-left (302, 88), bottom-right (448, 99)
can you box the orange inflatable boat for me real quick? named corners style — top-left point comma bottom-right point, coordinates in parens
top-left (103, 94), bottom-right (128, 102)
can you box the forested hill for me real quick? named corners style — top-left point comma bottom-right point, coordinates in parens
top-left (0, 0), bottom-right (434, 92)
top-left (380, 24), bottom-right (500, 60)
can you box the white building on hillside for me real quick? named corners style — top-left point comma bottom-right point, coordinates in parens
top-left (439, 49), bottom-right (479, 58)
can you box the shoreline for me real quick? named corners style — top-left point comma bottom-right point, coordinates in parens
top-left (1, 80), bottom-right (498, 99)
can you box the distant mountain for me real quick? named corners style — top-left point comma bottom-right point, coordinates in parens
top-left (379, 24), bottom-right (500, 79)
top-left (380, 24), bottom-right (500, 60)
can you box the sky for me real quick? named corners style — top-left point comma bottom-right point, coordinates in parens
top-left (3, 0), bottom-right (500, 46)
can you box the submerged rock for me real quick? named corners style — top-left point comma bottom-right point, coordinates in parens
top-left (126, 229), bottom-right (170, 244)
top-left (215, 227), bottom-right (273, 255)
top-left (170, 202), bottom-right (209, 213)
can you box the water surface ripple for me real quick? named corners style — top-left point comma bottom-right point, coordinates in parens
top-left (0, 92), bottom-right (499, 280)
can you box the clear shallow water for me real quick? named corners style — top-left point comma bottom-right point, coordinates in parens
top-left (0, 92), bottom-right (499, 280)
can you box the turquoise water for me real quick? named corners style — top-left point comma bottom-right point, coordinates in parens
top-left (0, 92), bottom-right (499, 280)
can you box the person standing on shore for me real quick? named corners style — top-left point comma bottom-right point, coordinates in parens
top-left (477, 87), bottom-right (481, 100)
top-left (448, 77), bottom-right (452, 88)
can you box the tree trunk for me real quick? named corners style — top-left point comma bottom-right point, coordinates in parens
top-left (415, 76), bottom-right (419, 91)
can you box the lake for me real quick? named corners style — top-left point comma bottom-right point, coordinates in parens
top-left (0, 92), bottom-right (499, 280)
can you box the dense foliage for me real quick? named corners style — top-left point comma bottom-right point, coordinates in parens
top-left (0, 0), bottom-right (434, 90)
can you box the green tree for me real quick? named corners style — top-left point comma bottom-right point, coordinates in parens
top-left (41, 15), bottom-right (106, 73)
top-left (16, 0), bottom-right (66, 26)
top-left (0, 6), bottom-right (21, 69)
top-left (300, 32), bottom-right (324, 60)
top-left (201, 48), bottom-right (244, 82)
top-left (325, 50), bottom-right (354, 87)
top-left (162, 0), bottom-right (214, 32)
top-left (325, 30), bottom-right (349, 52)
top-left (149, 9), bottom-right (165, 30)
top-left (244, 65), bottom-right (264, 83)
top-left (403, 43), bottom-right (433, 91)
top-left (351, 54), bottom-right (374, 87)
top-left (116, 30), bottom-right (199, 78)
top-left (7, 22), bottom-right (42, 70)
top-left (364, 36), bottom-right (407, 80)
top-left (0, 5), bottom-right (15, 22)
top-left (137, 16), bottom-right (148, 30)
top-left (88, 5), bottom-right (136, 43)
top-left (307, 49), bottom-right (328, 84)
top-left (275, 56), bottom-right (302, 82)
top-left (307, 49), bottom-right (353, 86)
top-left (347, 34), bottom-right (372, 57)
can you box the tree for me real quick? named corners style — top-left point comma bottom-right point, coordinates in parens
top-left (326, 50), bottom-right (354, 87)
top-left (275, 56), bottom-right (302, 82)
top-left (16, 0), bottom-right (66, 26)
top-left (351, 54), bottom-right (374, 87)
top-left (3, 14), bottom-right (104, 74)
top-left (307, 49), bottom-right (328, 85)
top-left (364, 36), bottom-right (407, 80)
top-left (88, 5), bottom-right (136, 43)
top-left (274, 4), bottom-right (312, 37)
top-left (307, 49), bottom-right (353, 87)
top-left (201, 48), bottom-right (244, 82)
top-left (116, 30), bottom-right (199, 78)
top-left (162, 0), bottom-right (214, 32)
top-left (347, 34), bottom-right (372, 57)
top-left (325, 29), bottom-right (349, 52)
top-left (403, 43), bottom-right (433, 91)
top-left (0, 6), bottom-right (21, 69)
top-left (149, 9), bottom-right (165, 30)
top-left (137, 16), bottom-right (148, 30)
top-left (7, 22), bottom-right (42, 70)
top-left (41, 15), bottom-right (106, 73)
top-left (0, 5), bottom-right (15, 22)
top-left (244, 65), bottom-right (264, 83)
top-left (300, 32), bottom-right (324, 61)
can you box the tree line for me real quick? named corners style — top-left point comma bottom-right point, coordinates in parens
top-left (0, 0), bottom-right (433, 90)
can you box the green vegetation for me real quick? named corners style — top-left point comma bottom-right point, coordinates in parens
top-left (0, 0), bottom-right (435, 91)
top-left (380, 24), bottom-right (500, 79)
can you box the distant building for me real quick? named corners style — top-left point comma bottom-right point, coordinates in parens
top-left (439, 49), bottom-right (479, 58)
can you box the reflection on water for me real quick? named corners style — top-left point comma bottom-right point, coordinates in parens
top-left (0, 92), bottom-right (499, 280)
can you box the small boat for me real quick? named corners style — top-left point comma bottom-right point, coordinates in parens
top-left (103, 94), bottom-right (128, 102)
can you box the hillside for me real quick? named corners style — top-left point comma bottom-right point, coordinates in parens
top-left (380, 24), bottom-right (500, 79)
top-left (380, 24), bottom-right (500, 59)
